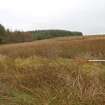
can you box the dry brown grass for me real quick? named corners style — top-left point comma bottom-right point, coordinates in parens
top-left (0, 35), bottom-right (105, 59)
top-left (0, 35), bottom-right (105, 105)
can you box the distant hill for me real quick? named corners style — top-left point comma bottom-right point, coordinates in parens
top-left (31, 30), bottom-right (83, 40)
top-left (0, 24), bottom-right (83, 44)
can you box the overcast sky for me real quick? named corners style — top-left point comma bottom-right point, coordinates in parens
top-left (0, 0), bottom-right (105, 35)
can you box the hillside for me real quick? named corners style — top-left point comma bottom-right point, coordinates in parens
top-left (0, 35), bottom-right (105, 105)
top-left (31, 30), bottom-right (83, 40)
top-left (0, 24), bottom-right (83, 43)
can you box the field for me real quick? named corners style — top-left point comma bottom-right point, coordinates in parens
top-left (0, 35), bottom-right (105, 105)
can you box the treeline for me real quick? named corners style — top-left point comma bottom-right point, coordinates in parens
top-left (0, 24), bottom-right (83, 44)
top-left (5, 31), bottom-right (33, 43)
top-left (31, 30), bottom-right (83, 40)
